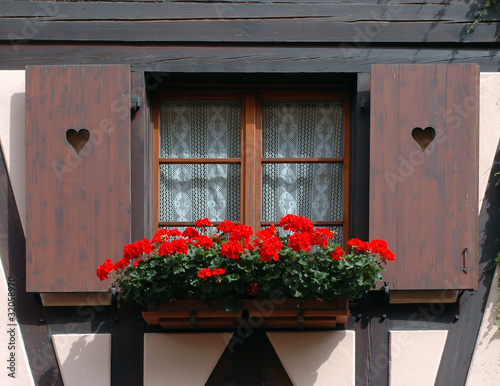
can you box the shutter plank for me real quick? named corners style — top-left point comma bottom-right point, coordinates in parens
top-left (26, 65), bottom-right (131, 292)
top-left (369, 64), bottom-right (478, 290)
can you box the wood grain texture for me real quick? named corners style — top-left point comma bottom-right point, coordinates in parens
top-left (25, 65), bottom-right (131, 292)
top-left (0, 1), bottom-right (498, 43)
top-left (369, 64), bottom-right (479, 290)
top-left (0, 43), bottom-right (498, 73)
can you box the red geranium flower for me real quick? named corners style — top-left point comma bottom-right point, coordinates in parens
top-left (288, 232), bottom-right (312, 252)
top-left (151, 228), bottom-right (170, 243)
top-left (217, 220), bottom-right (236, 233)
top-left (192, 235), bottom-right (213, 250)
top-left (330, 247), bottom-right (345, 261)
top-left (96, 259), bottom-right (114, 281)
top-left (347, 238), bottom-right (369, 253)
top-left (182, 227), bottom-right (200, 238)
top-left (220, 241), bottom-right (243, 259)
top-left (196, 218), bottom-right (212, 228)
top-left (280, 214), bottom-right (314, 233)
top-left (158, 241), bottom-right (174, 257)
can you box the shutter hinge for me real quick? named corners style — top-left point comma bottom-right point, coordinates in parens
top-left (360, 95), bottom-right (370, 111)
top-left (131, 95), bottom-right (141, 114)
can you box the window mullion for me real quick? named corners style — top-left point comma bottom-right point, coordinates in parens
top-left (241, 92), bottom-right (262, 232)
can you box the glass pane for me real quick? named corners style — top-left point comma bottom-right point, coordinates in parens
top-left (262, 101), bottom-right (344, 158)
top-left (160, 102), bottom-right (241, 158)
top-left (159, 164), bottom-right (240, 222)
top-left (261, 163), bottom-right (343, 222)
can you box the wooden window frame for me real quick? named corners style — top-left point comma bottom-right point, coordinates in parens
top-left (153, 88), bottom-right (350, 246)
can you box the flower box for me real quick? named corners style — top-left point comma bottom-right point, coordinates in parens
top-left (98, 215), bottom-right (393, 330)
top-left (142, 295), bottom-right (349, 330)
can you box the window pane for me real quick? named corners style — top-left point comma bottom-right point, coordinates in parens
top-left (159, 164), bottom-right (240, 222)
top-left (261, 163), bottom-right (343, 222)
top-left (262, 101), bottom-right (343, 158)
top-left (160, 102), bottom-right (241, 158)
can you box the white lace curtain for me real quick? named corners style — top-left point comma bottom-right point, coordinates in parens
top-left (159, 102), bottom-right (241, 222)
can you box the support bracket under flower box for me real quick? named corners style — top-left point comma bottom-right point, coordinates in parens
top-left (142, 295), bottom-right (350, 330)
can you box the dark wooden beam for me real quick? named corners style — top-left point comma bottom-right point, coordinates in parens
top-left (0, 0), bottom-right (497, 43)
top-left (0, 43), bottom-right (498, 72)
top-left (352, 73), bottom-right (371, 386)
top-left (0, 141), bottom-right (63, 385)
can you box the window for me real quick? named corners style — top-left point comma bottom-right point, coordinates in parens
top-left (153, 89), bottom-right (350, 246)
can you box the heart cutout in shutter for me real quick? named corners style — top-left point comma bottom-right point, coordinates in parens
top-left (411, 127), bottom-right (436, 153)
top-left (66, 129), bottom-right (90, 155)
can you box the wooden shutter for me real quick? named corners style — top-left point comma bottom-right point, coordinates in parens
top-left (26, 65), bottom-right (131, 292)
top-left (370, 64), bottom-right (479, 290)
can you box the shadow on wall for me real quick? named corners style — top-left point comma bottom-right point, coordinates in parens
top-left (10, 92), bottom-right (25, 231)
top-left (268, 330), bottom-right (351, 385)
top-left (478, 135), bottom-right (500, 340)
top-left (54, 334), bottom-right (110, 386)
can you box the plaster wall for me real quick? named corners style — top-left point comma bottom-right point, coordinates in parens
top-left (0, 70), bottom-right (32, 386)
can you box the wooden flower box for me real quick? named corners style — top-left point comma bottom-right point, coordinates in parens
top-left (142, 295), bottom-right (349, 330)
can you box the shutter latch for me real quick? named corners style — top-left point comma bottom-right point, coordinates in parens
top-left (462, 247), bottom-right (470, 273)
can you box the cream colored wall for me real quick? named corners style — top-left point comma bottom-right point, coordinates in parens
top-left (0, 69), bottom-right (499, 385)
top-left (0, 71), bottom-right (25, 232)
top-left (0, 71), bottom-right (32, 386)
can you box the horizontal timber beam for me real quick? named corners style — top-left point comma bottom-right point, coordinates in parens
top-left (0, 43), bottom-right (498, 72)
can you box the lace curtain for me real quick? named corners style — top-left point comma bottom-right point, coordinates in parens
top-left (261, 101), bottom-right (344, 243)
top-left (159, 102), bottom-right (241, 222)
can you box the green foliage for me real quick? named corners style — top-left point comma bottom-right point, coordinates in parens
top-left (468, 1), bottom-right (498, 34)
top-left (114, 239), bottom-right (387, 311)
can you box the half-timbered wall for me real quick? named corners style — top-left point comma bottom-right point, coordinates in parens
top-left (0, 1), bottom-right (499, 385)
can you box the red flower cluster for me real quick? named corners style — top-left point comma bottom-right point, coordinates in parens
top-left (96, 259), bottom-right (114, 281)
top-left (254, 224), bottom-right (282, 262)
top-left (217, 220), bottom-right (236, 234)
top-left (198, 267), bottom-right (225, 279)
top-left (115, 238), bottom-right (154, 270)
top-left (97, 216), bottom-right (395, 284)
top-left (280, 214), bottom-right (334, 252)
top-left (330, 246), bottom-right (345, 261)
top-left (367, 239), bottom-right (395, 263)
top-left (220, 241), bottom-right (243, 259)
top-left (196, 218), bottom-right (212, 228)
top-left (347, 238), bottom-right (395, 263)
top-left (280, 214), bottom-right (314, 233)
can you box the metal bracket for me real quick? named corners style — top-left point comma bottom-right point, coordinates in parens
top-left (384, 281), bottom-right (390, 302)
top-left (360, 95), bottom-right (370, 111)
top-left (131, 95), bottom-right (141, 114)
top-left (297, 309), bottom-right (304, 330)
top-left (190, 311), bottom-right (199, 331)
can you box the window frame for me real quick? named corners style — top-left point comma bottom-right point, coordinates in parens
top-left (152, 87), bottom-right (351, 246)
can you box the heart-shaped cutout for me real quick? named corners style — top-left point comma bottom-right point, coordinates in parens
top-left (411, 127), bottom-right (436, 153)
top-left (66, 129), bottom-right (90, 155)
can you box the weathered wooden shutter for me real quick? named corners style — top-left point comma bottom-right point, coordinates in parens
top-left (370, 64), bottom-right (478, 290)
top-left (26, 65), bottom-right (131, 292)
